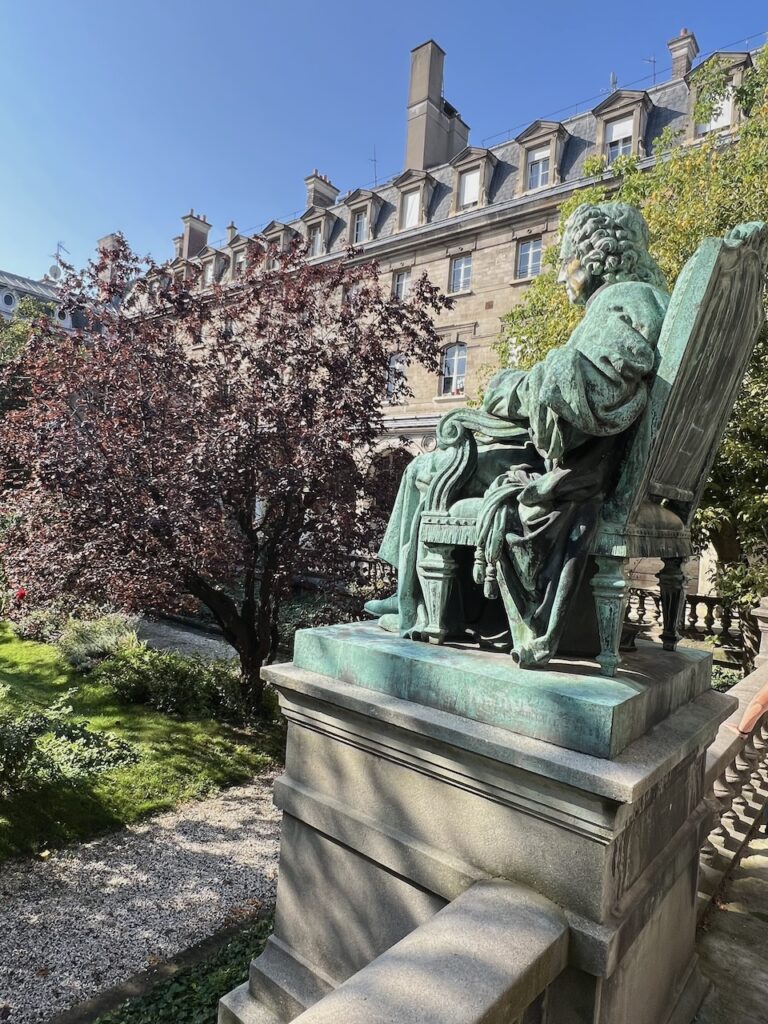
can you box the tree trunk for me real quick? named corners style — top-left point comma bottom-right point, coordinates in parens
top-left (186, 572), bottom-right (268, 717)
top-left (709, 518), bottom-right (744, 565)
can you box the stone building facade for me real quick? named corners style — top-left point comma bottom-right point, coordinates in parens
top-left (157, 27), bottom-right (753, 464)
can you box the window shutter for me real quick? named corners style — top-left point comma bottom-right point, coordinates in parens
top-left (605, 116), bottom-right (633, 143)
top-left (403, 190), bottom-right (420, 228)
top-left (459, 168), bottom-right (480, 207)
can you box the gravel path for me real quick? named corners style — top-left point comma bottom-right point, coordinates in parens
top-left (137, 617), bottom-right (235, 660)
top-left (0, 777), bottom-right (280, 1024)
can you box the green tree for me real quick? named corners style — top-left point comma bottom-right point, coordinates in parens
top-left (496, 48), bottom-right (768, 590)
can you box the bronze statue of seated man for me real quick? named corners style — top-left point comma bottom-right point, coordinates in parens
top-left (366, 201), bottom-right (670, 667)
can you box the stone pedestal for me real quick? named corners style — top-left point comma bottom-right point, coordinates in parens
top-left (219, 624), bottom-right (735, 1024)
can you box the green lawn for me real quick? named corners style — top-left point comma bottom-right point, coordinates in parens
top-left (0, 623), bottom-right (282, 862)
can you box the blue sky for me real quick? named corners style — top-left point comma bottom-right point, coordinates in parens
top-left (1, 1), bottom-right (766, 279)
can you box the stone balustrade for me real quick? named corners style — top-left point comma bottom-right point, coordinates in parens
top-left (627, 587), bottom-right (742, 646)
top-left (285, 880), bottom-right (569, 1024)
top-left (698, 659), bottom-right (768, 917)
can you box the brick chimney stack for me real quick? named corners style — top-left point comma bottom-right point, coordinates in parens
top-left (180, 209), bottom-right (211, 260)
top-left (667, 28), bottom-right (699, 80)
top-left (405, 40), bottom-right (469, 171)
top-left (304, 171), bottom-right (339, 209)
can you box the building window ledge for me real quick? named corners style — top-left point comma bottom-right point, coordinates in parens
top-left (447, 289), bottom-right (474, 298)
top-left (433, 394), bottom-right (467, 404)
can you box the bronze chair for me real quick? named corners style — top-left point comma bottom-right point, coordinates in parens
top-left (417, 223), bottom-right (768, 675)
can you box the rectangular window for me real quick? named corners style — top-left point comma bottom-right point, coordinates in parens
top-left (234, 255), bottom-right (245, 278)
top-left (516, 237), bottom-right (542, 279)
top-left (386, 352), bottom-right (407, 401)
top-left (353, 209), bottom-right (368, 244)
top-left (308, 224), bottom-right (322, 256)
top-left (458, 168), bottom-right (480, 209)
top-left (449, 253), bottom-right (472, 293)
top-left (203, 263), bottom-right (213, 285)
top-left (605, 116), bottom-right (633, 162)
top-left (401, 189), bottom-right (420, 229)
top-left (526, 146), bottom-right (550, 190)
top-left (393, 269), bottom-right (411, 300)
top-left (696, 89), bottom-right (734, 135)
top-left (440, 343), bottom-right (467, 396)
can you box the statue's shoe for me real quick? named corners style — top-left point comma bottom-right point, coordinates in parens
top-left (378, 613), bottom-right (400, 633)
top-left (364, 593), bottom-right (398, 617)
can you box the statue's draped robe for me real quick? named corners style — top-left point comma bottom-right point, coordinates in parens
top-left (378, 280), bottom-right (669, 661)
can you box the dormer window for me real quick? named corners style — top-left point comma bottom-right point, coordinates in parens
top-left (300, 207), bottom-right (336, 257)
top-left (234, 254), bottom-right (245, 278)
top-left (696, 89), bottom-right (734, 135)
top-left (593, 91), bottom-right (652, 163)
top-left (458, 168), bottom-right (480, 209)
top-left (605, 116), bottom-right (633, 162)
top-left (401, 189), bottom-right (420, 229)
top-left (526, 147), bottom-right (550, 190)
top-left (393, 170), bottom-right (436, 232)
top-left (515, 122), bottom-right (568, 196)
top-left (203, 263), bottom-right (214, 286)
top-left (353, 210), bottom-right (368, 244)
top-left (686, 51), bottom-right (752, 141)
top-left (308, 224), bottom-right (322, 257)
top-left (450, 147), bottom-right (497, 214)
top-left (343, 189), bottom-right (382, 245)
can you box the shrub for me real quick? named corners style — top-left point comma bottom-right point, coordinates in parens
top-left (95, 646), bottom-right (245, 720)
top-left (0, 686), bottom-right (139, 794)
top-left (56, 612), bottom-right (139, 671)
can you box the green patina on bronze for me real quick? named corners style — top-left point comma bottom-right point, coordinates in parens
top-left (293, 621), bottom-right (712, 758)
top-left (367, 203), bottom-right (768, 677)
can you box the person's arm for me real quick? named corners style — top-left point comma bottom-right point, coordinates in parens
top-left (481, 367), bottom-right (530, 421)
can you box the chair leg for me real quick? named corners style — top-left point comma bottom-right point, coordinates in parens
top-left (417, 543), bottom-right (458, 644)
top-left (591, 556), bottom-right (629, 677)
top-left (657, 557), bottom-right (688, 651)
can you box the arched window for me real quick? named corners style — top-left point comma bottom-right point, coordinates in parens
top-left (440, 342), bottom-right (467, 396)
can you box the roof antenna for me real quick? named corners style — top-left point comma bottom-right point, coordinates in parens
top-left (609, 71), bottom-right (618, 93)
top-left (370, 144), bottom-right (378, 187)
top-left (643, 56), bottom-right (657, 85)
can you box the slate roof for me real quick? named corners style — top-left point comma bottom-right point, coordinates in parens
top-left (0, 269), bottom-right (59, 302)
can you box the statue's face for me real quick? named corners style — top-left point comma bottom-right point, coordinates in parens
top-left (557, 254), bottom-right (591, 305)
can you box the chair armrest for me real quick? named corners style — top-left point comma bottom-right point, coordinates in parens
top-left (436, 407), bottom-right (528, 448)
top-left (425, 408), bottom-right (526, 514)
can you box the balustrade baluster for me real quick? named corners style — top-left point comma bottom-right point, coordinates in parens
top-left (712, 771), bottom-right (737, 841)
top-left (721, 604), bottom-right (733, 637)
top-left (636, 591), bottom-right (648, 626)
top-left (722, 759), bottom-right (746, 830)
top-left (688, 596), bottom-right (700, 631)
top-left (703, 598), bottom-right (716, 633)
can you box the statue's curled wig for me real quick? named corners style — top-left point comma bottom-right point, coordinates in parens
top-left (561, 202), bottom-right (667, 290)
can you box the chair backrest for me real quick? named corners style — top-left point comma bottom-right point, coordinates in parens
top-left (602, 222), bottom-right (768, 529)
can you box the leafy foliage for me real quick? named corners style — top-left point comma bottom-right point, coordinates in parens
top-left (496, 48), bottom-right (768, 592)
top-left (0, 684), bottom-right (138, 794)
top-left (56, 611), bottom-right (139, 670)
top-left (96, 645), bottom-right (247, 720)
top-left (93, 916), bottom-right (273, 1024)
top-left (0, 623), bottom-right (278, 861)
top-left (0, 239), bottom-right (450, 713)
